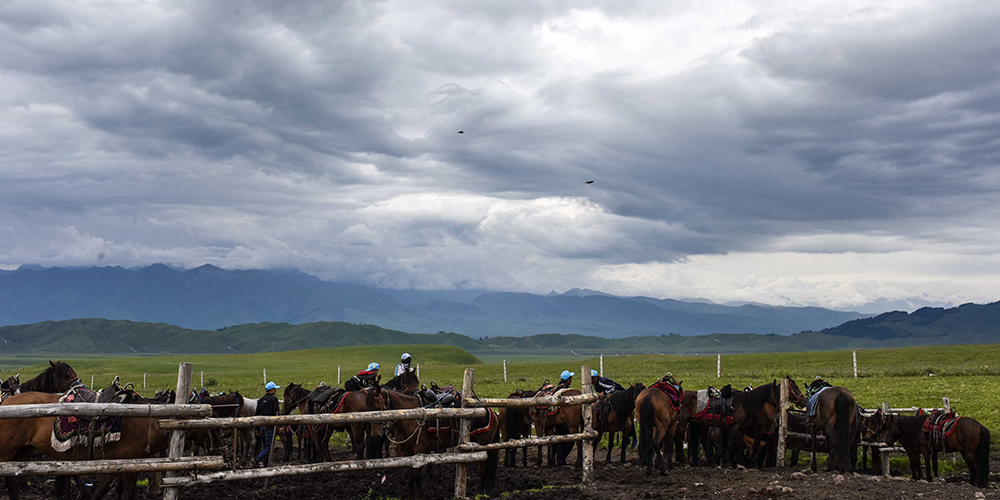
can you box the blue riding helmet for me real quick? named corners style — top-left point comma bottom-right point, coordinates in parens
top-left (591, 369), bottom-right (598, 377)
top-left (401, 353), bottom-right (411, 361)
top-left (560, 370), bottom-right (575, 380)
top-left (264, 381), bottom-right (280, 390)
top-left (367, 362), bottom-right (380, 371)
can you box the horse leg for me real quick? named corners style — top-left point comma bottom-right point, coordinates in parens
top-left (810, 426), bottom-right (819, 472)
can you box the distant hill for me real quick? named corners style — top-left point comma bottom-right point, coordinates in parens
top-left (820, 302), bottom-right (1000, 343)
top-left (0, 265), bottom-right (865, 337)
top-left (2, 316), bottom-right (999, 357)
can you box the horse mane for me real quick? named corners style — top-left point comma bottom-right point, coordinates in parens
top-left (609, 383), bottom-right (644, 418)
top-left (893, 414), bottom-right (927, 441)
top-left (734, 381), bottom-right (776, 417)
top-left (383, 369), bottom-right (419, 392)
top-left (20, 361), bottom-right (76, 393)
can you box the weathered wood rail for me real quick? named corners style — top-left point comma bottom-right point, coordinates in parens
top-left (0, 403), bottom-right (212, 419)
top-left (158, 407), bottom-right (486, 429)
top-left (0, 457), bottom-right (224, 476)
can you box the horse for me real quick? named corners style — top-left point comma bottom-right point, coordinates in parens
top-left (383, 369), bottom-right (420, 393)
top-left (925, 414), bottom-right (990, 487)
top-left (280, 383), bottom-right (314, 462)
top-left (498, 389), bottom-right (534, 467)
top-left (595, 383), bottom-right (644, 464)
top-left (19, 361), bottom-right (81, 394)
top-left (678, 381), bottom-right (782, 467)
top-left (808, 386), bottom-right (860, 472)
top-left (635, 385), bottom-right (680, 474)
top-left (531, 386), bottom-right (583, 468)
top-left (190, 391), bottom-right (255, 465)
top-left (306, 388), bottom-right (378, 461)
top-left (883, 413), bottom-right (933, 480)
top-left (0, 390), bottom-right (199, 500)
top-left (369, 386), bottom-right (500, 494)
top-left (744, 377), bottom-right (806, 468)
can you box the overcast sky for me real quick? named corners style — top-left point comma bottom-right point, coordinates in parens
top-left (2, 0), bottom-right (999, 312)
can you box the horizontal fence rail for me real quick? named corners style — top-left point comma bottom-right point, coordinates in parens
top-left (158, 407), bottom-right (488, 430)
top-left (0, 457), bottom-right (224, 477)
top-left (162, 452), bottom-right (488, 487)
top-left (462, 394), bottom-right (598, 408)
top-left (457, 430), bottom-right (599, 452)
top-left (0, 403), bottom-right (213, 419)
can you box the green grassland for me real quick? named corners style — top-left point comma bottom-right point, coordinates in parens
top-left (4, 343), bottom-right (998, 451)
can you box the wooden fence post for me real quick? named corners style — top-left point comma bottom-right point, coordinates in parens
top-left (263, 369), bottom-right (267, 385)
top-left (776, 378), bottom-right (788, 466)
top-left (581, 364), bottom-right (594, 484)
top-left (144, 373), bottom-right (147, 389)
top-left (717, 354), bottom-right (721, 378)
top-left (454, 368), bottom-right (474, 499)
top-left (91, 375), bottom-right (94, 388)
top-left (853, 351), bottom-right (858, 378)
top-left (503, 360), bottom-right (507, 382)
top-left (337, 366), bottom-right (341, 385)
top-left (416, 363), bottom-right (420, 380)
top-left (599, 355), bottom-right (604, 377)
top-left (164, 362), bottom-right (194, 500)
top-left (881, 401), bottom-right (890, 476)
top-left (201, 371), bottom-right (204, 388)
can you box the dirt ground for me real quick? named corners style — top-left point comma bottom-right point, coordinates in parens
top-left (12, 445), bottom-right (999, 500)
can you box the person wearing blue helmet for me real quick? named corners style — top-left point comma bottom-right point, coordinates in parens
top-left (346, 362), bottom-right (380, 391)
top-left (254, 381), bottom-right (280, 466)
top-left (590, 369), bottom-right (624, 395)
top-left (556, 370), bottom-right (574, 390)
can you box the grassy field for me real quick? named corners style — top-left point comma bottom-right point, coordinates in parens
top-left (4, 343), bottom-right (998, 452)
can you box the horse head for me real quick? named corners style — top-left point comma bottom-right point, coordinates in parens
top-left (785, 376), bottom-right (808, 407)
top-left (48, 361), bottom-right (80, 393)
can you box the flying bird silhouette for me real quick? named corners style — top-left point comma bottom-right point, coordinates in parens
top-left (457, 130), bottom-right (464, 134)
top-left (585, 180), bottom-right (594, 184)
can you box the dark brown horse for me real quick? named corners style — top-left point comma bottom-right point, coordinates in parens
top-left (383, 369), bottom-right (420, 393)
top-left (280, 383), bottom-right (313, 461)
top-left (595, 383), bottom-right (644, 464)
top-left (636, 385), bottom-right (680, 474)
top-left (883, 413), bottom-right (933, 480)
top-left (498, 389), bottom-right (534, 467)
top-left (370, 386), bottom-right (500, 494)
top-left (679, 381), bottom-right (784, 467)
top-left (18, 360), bottom-right (81, 394)
top-left (808, 386), bottom-right (860, 472)
top-left (926, 415), bottom-right (990, 487)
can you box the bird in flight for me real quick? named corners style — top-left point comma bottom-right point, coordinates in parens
top-left (585, 180), bottom-right (594, 184)
top-left (458, 130), bottom-right (464, 134)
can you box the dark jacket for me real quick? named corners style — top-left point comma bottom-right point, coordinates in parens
top-left (346, 370), bottom-right (378, 392)
top-left (593, 376), bottom-right (623, 395)
top-left (257, 393), bottom-right (280, 417)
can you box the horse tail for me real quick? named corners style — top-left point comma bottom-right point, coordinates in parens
top-left (482, 414), bottom-right (500, 493)
top-left (834, 392), bottom-right (851, 471)
top-left (976, 424), bottom-right (990, 488)
top-left (638, 396), bottom-right (655, 467)
top-left (506, 407), bottom-right (522, 441)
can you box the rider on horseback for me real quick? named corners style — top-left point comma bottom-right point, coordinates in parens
top-left (346, 362), bottom-right (380, 391)
top-left (394, 353), bottom-right (414, 377)
top-left (556, 370), bottom-right (574, 390)
top-left (591, 369), bottom-right (623, 395)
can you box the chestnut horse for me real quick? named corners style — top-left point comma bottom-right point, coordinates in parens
top-left (928, 416), bottom-right (990, 487)
top-left (809, 386), bottom-right (860, 472)
top-left (595, 383), bottom-right (644, 464)
top-left (532, 388), bottom-right (583, 467)
top-left (636, 385), bottom-right (680, 475)
top-left (498, 389), bottom-right (534, 467)
top-left (0, 391), bottom-right (195, 500)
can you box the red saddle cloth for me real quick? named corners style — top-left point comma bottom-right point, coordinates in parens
top-left (425, 409), bottom-right (497, 437)
top-left (922, 410), bottom-right (961, 440)
top-left (531, 385), bottom-right (562, 417)
top-left (51, 390), bottom-right (123, 452)
top-left (650, 381), bottom-right (682, 410)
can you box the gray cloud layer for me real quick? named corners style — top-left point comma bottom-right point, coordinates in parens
top-left (2, 0), bottom-right (999, 311)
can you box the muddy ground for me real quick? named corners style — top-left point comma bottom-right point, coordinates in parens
top-left (12, 445), bottom-right (999, 500)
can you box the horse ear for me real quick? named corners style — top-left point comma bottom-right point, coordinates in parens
top-left (49, 360), bottom-right (56, 367)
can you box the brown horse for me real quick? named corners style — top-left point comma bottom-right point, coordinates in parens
top-left (595, 383), bottom-right (644, 464)
top-left (371, 387), bottom-right (500, 494)
top-left (383, 369), bottom-right (420, 393)
top-left (280, 383), bottom-right (314, 461)
top-left (498, 389), bottom-right (534, 467)
top-left (18, 361), bottom-right (81, 394)
top-left (0, 391), bottom-right (196, 500)
top-left (809, 386), bottom-right (860, 472)
top-left (532, 388), bottom-right (583, 467)
top-left (636, 385), bottom-right (680, 474)
top-left (927, 415), bottom-right (990, 487)
top-left (883, 413), bottom-right (933, 480)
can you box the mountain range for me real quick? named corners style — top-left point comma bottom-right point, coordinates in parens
top-left (0, 264), bottom-right (866, 337)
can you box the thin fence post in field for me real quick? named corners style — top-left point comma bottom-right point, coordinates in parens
top-left (717, 354), bottom-right (721, 378)
top-left (263, 369), bottom-right (267, 384)
top-left (853, 350), bottom-right (858, 378)
top-left (503, 360), bottom-right (507, 382)
top-left (163, 362), bottom-right (193, 500)
top-left (599, 355), bottom-right (604, 377)
top-left (581, 364), bottom-right (594, 484)
top-left (881, 401), bottom-right (891, 476)
top-left (91, 375), bottom-right (94, 388)
top-left (942, 396), bottom-right (956, 464)
top-left (777, 378), bottom-right (788, 466)
top-left (416, 363), bottom-right (420, 380)
top-left (454, 368), bottom-right (474, 499)
top-left (337, 365), bottom-right (341, 385)
top-left (143, 373), bottom-right (147, 389)
top-left (201, 371), bottom-right (204, 388)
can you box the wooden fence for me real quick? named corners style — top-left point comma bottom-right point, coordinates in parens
top-left (0, 362), bottom-right (597, 499)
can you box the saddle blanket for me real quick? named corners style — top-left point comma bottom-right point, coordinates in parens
top-left (51, 390), bottom-right (123, 453)
top-left (320, 390), bottom-right (350, 414)
top-left (650, 381), bottom-right (682, 410)
top-left (426, 409), bottom-right (497, 437)
top-left (694, 387), bottom-right (734, 424)
top-left (532, 387), bottom-right (569, 417)
top-left (806, 387), bottom-right (830, 417)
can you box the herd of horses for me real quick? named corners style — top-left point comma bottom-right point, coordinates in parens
top-left (0, 362), bottom-right (992, 500)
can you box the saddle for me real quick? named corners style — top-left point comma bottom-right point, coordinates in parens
top-left (51, 377), bottom-right (132, 453)
top-left (318, 389), bottom-right (349, 414)
top-left (650, 380), bottom-right (683, 410)
top-left (806, 386), bottom-right (831, 417)
top-left (694, 384), bottom-right (734, 424)
top-left (308, 384), bottom-right (342, 405)
top-left (532, 386), bottom-right (569, 417)
top-left (922, 409), bottom-right (961, 443)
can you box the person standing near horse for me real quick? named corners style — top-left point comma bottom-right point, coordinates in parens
top-left (255, 381), bottom-right (280, 467)
top-left (591, 369), bottom-right (637, 448)
top-left (395, 353), bottom-right (414, 377)
top-left (346, 362), bottom-right (380, 391)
